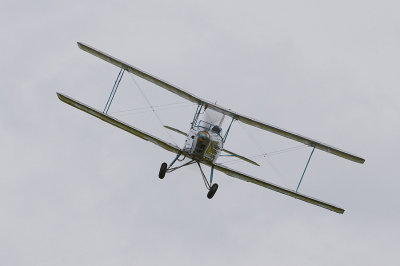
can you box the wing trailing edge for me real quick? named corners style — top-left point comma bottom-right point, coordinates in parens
top-left (207, 162), bottom-right (345, 214)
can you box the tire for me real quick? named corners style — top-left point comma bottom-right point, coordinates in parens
top-left (207, 183), bottom-right (219, 199)
top-left (159, 162), bottom-right (167, 179)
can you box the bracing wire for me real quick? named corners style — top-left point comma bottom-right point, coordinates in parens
top-left (128, 73), bottom-right (178, 146)
top-left (220, 145), bottom-right (307, 165)
top-left (110, 101), bottom-right (194, 113)
top-left (237, 122), bottom-right (290, 186)
top-left (110, 102), bottom-right (196, 116)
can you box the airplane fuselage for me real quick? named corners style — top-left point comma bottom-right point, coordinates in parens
top-left (183, 122), bottom-right (223, 163)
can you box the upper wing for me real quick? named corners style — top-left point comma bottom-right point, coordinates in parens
top-left (208, 162), bottom-right (344, 214)
top-left (78, 42), bottom-right (200, 104)
top-left (57, 93), bottom-right (181, 154)
top-left (78, 42), bottom-right (365, 164)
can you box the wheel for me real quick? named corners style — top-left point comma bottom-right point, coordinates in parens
top-left (207, 183), bottom-right (219, 199)
top-left (159, 162), bottom-right (167, 179)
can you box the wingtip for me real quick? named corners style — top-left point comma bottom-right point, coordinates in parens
top-left (56, 92), bottom-right (67, 102)
top-left (354, 157), bottom-right (365, 164)
top-left (77, 42), bottom-right (86, 50)
top-left (335, 208), bottom-right (345, 214)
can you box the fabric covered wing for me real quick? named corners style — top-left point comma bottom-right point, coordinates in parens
top-left (57, 93), bottom-right (181, 154)
top-left (78, 42), bottom-right (200, 104)
top-left (228, 116), bottom-right (365, 164)
top-left (210, 162), bottom-right (345, 214)
top-left (77, 42), bottom-right (364, 164)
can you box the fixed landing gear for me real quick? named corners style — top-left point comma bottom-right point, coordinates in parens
top-left (158, 157), bottom-right (219, 199)
top-left (207, 183), bottom-right (219, 199)
top-left (197, 162), bottom-right (218, 199)
top-left (159, 162), bottom-right (167, 179)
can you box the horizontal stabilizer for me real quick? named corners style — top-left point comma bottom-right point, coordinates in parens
top-left (77, 42), bottom-right (365, 164)
top-left (164, 125), bottom-right (187, 136)
top-left (57, 93), bottom-right (181, 155)
top-left (221, 149), bottom-right (260, 166)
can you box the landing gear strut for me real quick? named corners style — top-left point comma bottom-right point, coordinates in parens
top-left (159, 155), bottom-right (219, 199)
top-left (158, 154), bottom-right (195, 180)
top-left (197, 162), bottom-right (219, 199)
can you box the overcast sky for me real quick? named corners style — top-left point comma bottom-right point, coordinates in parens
top-left (1, 0), bottom-right (400, 265)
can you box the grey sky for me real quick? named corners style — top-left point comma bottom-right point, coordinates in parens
top-left (1, 0), bottom-right (399, 265)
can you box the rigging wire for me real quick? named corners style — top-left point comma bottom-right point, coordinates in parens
top-left (128, 73), bottom-right (178, 146)
top-left (110, 101), bottom-right (194, 113)
top-left (220, 145), bottom-right (307, 165)
top-left (110, 102), bottom-right (196, 116)
top-left (237, 122), bottom-right (289, 186)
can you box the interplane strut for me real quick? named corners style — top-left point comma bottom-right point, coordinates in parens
top-left (56, 42), bottom-right (366, 215)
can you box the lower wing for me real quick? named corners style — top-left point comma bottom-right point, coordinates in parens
top-left (57, 93), bottom-right (181, 154)
top-left (208, 162), bottom-right (344, 214)
top-left (58, 93), bottom-right (343, 213)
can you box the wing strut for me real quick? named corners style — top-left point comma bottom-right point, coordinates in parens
top-left (223, 116), bottom-right (236, 143)
top-left (104, 67), bottom-right (124, 114)
top-left (77, 42), bottom-right (364, 164)
top-left (296, 146), bottom-right (316, 192)
top-left (191, 103), bottom-right (203, 129)
top-left (57, 93), bottom-right (181, 154)
top-left (207, 162), bottom-right (344, 214)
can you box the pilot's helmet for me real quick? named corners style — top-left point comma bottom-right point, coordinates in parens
top-left (212, 125), bottom-right (221, 133)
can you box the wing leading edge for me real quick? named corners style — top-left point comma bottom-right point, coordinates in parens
top-left (77, 42), bottom-right (365, 164)
top-left (57, 93), bottom-right (181, 155)
top-left (206, 162), bottom-right (345, 214)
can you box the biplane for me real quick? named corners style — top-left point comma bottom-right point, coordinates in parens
top-left (57, 42), bottom-right (365, 214)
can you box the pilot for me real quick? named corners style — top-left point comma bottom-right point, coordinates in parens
top-left (199, 132), bottom-right (207, 140)
top-left (211, 125), bottom-right (221, 134)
